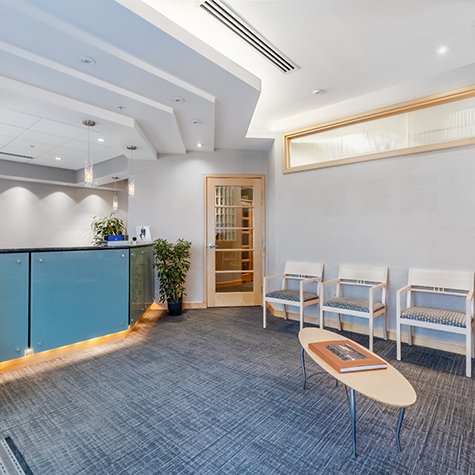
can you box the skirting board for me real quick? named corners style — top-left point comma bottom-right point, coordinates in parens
top-left (151, 301), bottom-right (206, 310)
top-left (266, 303), bottom-right (468, 356)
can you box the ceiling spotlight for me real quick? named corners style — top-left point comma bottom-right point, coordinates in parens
top-left (172, 96), bottom-right (185, 104)
top-left (79, 55), bottom-right (96, 65)
top-left (97, 138), bottom-right (105, 142)
top-left (112, 176), bottom-right (119, 180)
top-left (312, 89), bottom-right (323, 96)
top-left (117, 105), bottom-right (125, 110)
top-left (190, 119), bottom-right (201, 125)
top-left (436, 45), bottom-right (449, 56)
top-left (197, 143), bottom-right (204, 147)
top-left (55, 157), bottom-right (62, 161)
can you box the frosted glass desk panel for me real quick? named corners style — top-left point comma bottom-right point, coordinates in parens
top-left (31, 249), bottom-right (129, 353)
top-left (0, 253), bottom-right (29, 362)
top-left (129, 248), bottom-right (145, 326)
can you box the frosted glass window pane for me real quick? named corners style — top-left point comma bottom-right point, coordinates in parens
top-left (407, 97), bottom-right (475, 147)
top-left (287, 94), bottom-right (475, 170)
top-left (341, 115), bottom-right (406, 158)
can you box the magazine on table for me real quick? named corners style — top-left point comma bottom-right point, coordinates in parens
top-left (308, 339), bottom-right (387, 373)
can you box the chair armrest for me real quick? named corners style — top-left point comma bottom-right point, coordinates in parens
top-left (396, 284), bottom-right (412, 297)
top-left (466, 290), bottom-right (474, 301)
top-left (321, 278), bottom-right (339, 288)
top-left (370, 282), bottom-right (386, 291)
top-left (264, 273), bottom-right (285, 282)
top-left (302, 276), bottom-right (321, 284)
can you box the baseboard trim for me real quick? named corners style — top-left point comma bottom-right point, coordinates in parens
top-left (266, 303), bottom-right (468, 356)
top-left (151, 301), bottom-right (206, 310)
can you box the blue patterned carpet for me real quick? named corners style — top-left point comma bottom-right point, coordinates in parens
top-left (0, 307), bottom-right (473, 474)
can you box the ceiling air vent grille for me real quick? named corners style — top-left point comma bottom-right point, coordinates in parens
top-left (0, 151), bottom-right (33, 159)
top-left (198, 0), bottom-right (299, 74)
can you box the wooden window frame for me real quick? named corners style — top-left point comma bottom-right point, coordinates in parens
top-left (283, 83), bottom-right (475, 173)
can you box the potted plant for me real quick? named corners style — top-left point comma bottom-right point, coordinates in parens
top-left (153, 238), bottom-right (192, 316)
top-left (91, 212), bottom-right (127, 246)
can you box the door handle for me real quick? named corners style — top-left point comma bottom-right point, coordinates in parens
top-left (208, 243), bottom-right (216, 249)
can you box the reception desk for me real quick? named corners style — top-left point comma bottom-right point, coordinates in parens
top-left (0, 245), bottom-right (154, 368)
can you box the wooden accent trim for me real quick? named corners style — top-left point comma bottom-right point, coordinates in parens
top-left (283, 83), bottom-right (475, 173)
top-left (266, 303), bottom-right (469, 356)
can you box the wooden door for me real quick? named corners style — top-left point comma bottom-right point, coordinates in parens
top-left (206, 176), bottom-right (264, 307)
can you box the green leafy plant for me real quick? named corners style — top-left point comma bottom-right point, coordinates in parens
top-left (153, 238), bottom-right (192, 303)
top-left (91, 212), bottom-right (127, 246)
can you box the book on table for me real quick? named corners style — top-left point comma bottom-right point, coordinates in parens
top-left (308, 339), bottom-right (387, 373)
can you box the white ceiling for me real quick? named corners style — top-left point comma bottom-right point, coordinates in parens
top-left (0, 0), bottom-right (474, 184)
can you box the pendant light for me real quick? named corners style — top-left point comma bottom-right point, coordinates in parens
top-left (127, 145), bottom-right (137, 196)
top-left (82, 119), bottom-right (95, 187)
top-left (112, 177), bottom-right (119, 210)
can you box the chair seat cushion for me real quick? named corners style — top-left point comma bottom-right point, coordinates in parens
top-left (265, 289), bottom-right (318, 302)
top-left (323, 297), bottom-right (384, 313)
top-left (401, 306), bottom-right (467, 328)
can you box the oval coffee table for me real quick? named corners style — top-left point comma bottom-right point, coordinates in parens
top-left (299, 327), bottom-right (417, 458)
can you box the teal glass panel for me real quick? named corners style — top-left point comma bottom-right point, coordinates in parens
top-left (0, 253), bottom-right (29, 362)
top-left (129, 248), bottom-right (145, 325)
top-left (143, 246), bottom-right (155, 309)
top-left (130, 245), bottom-right (155, 325)
top-left (31, 249), bottom-right (129, 354)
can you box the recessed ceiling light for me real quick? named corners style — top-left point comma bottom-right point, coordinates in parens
top-left (312, 89), bottom-right (323, 96)
top-left (436, 45), bottom-right (449, 56)
top-left (117, 105), bottom-right (125, 110)
top-left (197, 143), bottom-right (204, 147)
top-left (190, 119), bottom-right (201, 125)
top-left (79, 55), bottom-right (96, 65)
top-left (112, 176), bottom-right (119, 180)
top-left (97, 138), bottom-right (105, 142)
top-left (55, 157), bottom-right (62, 161)
top-left (172, 96), bottom-right (185, 104)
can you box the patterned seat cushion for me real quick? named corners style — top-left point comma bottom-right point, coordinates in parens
top-left (265, 289), bottom-right (318, 302)
top-left (401, 306), bottom-right (467, 328)
top-left (323, 297), bottom-right (384, 313)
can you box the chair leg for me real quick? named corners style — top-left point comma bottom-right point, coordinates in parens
top-left (337, 313), bottom-right (342, 331)
top-left (466, 330), bottom-right (472, 378)
top-left (396, 319), bottom-right (402, 360)
top-left (283, 304), bottom-right (288, 320)
top-left (369, 316), bottom-right (374, 352)
top-left (299, 305), bottom-right (304, 330)
top-left (319, 307), bottom-right (324, 329)
top-left (407, 325), bottom-right (413, 346)
top-left (382, 312), bottom-right (388, 341)
top-left (263, 301), bottom-right (267, 329)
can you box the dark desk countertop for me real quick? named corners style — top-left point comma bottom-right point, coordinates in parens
top-left (0, 243), bottom-right (153, 253)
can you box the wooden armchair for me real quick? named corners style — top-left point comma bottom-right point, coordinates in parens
top-left (263, 262), bottom-right (323, 330)
top-left (396, 269), bottom-right (474, 377)
top-left (320, 264), bottom-right (388, 352)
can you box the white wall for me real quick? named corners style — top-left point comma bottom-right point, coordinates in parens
top-left (0, 179), bottom-right (128, 249)
top-left (128, 149), bottom-right (268, 304)
top-left (268, 64), bottom-right (475, 345)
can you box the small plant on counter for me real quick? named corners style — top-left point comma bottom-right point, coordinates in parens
top-left (153, 237), bottom-right (192, 316)
top-left (91, 212), bottom-right (127, 246)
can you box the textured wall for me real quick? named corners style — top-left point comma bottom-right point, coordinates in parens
top-left (128, 149), bottom-right (268, 304)
top-left (268, 64), bottom-right (475, 344)
top-left (0, 179), bottom-right (128, 248)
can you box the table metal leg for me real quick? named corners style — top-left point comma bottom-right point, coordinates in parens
top-left (350, 388), bottom-right (357, 458)
top-left (300, 347), bottom-right (307, 390)
top-left (396, 407), bottom-right (405, 452)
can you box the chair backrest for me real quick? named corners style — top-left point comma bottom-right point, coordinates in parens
top-left (284, 261), bottom-right (323, 279)
top-left (408, 269), bottom-right (474, 293)
top-left (338, 264), bottom-right (388, 285)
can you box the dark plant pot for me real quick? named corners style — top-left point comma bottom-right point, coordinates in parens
top-left (167, 299), bottom-right (183, 316)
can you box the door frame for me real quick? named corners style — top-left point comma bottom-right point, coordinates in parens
top-left (203, 174), bottom-right (266, 307)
